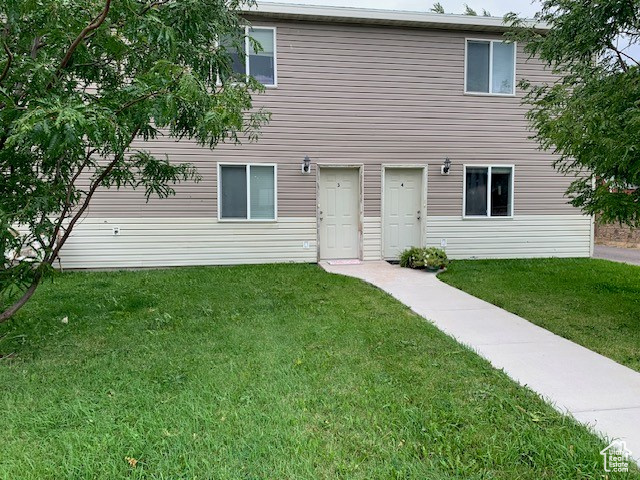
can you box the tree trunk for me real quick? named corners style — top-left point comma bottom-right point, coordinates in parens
top-left (0, 275), bottom-right (41, 323)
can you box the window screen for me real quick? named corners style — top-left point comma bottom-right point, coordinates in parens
top-left (249, 165), bottom-right (275, 219)
top-left (249, 28), bottom-right (275, 86)
top-left (491, 167), bottom-right (512, 216)
top-left (220, 165), bottom-right (247, 219)
top-left (466, 41), bottom-right (490, 93)
top-left (465, 167), bottom-right (488, 216)
top-left (492, 42), bottom-right (515, 94)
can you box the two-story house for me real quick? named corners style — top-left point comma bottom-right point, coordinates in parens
top-left (59, 3), bottom-right (594, 268)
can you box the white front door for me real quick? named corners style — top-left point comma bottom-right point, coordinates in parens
top-left (319, 168), bottom-right (360, 260)
top-left (383, 168), bottom-right (423, 259)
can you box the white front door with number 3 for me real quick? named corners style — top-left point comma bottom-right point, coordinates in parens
top-left (319, 168), bottom-right (360, 260)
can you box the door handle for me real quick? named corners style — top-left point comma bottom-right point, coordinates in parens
top-left (417, 210), bottom-right (421, 220)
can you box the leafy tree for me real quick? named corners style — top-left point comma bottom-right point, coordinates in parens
top-left (0, 0), bottom-right (269, 322)
top-left (464, 4), bottom-right (478, 16)
top-left (506, 0), bottom-right (640, 226)
top-left (430, 2), bottom-right (445, 14)
top-left (430, 3), bottom-right (490, 16)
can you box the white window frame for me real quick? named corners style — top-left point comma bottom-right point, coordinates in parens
top-left (462, 164), bottom-right (515, 219)
top-left (217, 162), bottom-right (278, 222)
top-left (464, 39), bottom-right (517, 96)
top-left (217, 26), bottom-right (277, 88)
top-left (246, 26), bottom-right (277, 88)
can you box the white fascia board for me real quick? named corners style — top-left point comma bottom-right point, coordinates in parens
top-left (244, 2), bottom-right (548, 33)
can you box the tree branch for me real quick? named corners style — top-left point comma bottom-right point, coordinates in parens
top-left (30, 36), bottom-right (45, 59)
top-left (46, 148), bottom-right (96, 256)
top-left (617, 48), bottom-right (639, 66)
top-left (139, 0), bottom-right (171, 16)
top-left (0, 41), bottom-right (13, 85)
top-left (116, 90), bottom-right (162, 114)
top-left (54, 0), bottom-right (112, 79)
top-left (607, 41), bottom-right (639, 71)
top-left (607, 42), bottom-right (628, 72)
top-left (49, 128), bottom-right (139, 262)
top-left (0, 277), bottom-right (41, 323)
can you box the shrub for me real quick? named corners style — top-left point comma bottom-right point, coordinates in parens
top-left (399, 247), bottom-right (423, 268)
top-left (399, 247), bottom-right (449, 270)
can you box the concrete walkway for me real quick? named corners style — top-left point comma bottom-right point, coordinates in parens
top-left (594, 245), bottom-right (640, 266)
top-left (321, 261), bottom-right (640, 460)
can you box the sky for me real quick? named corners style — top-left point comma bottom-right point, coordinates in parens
top-left (263, 0), bottom-right (542, 18)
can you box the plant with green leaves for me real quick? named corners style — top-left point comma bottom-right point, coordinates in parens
top-left (505, 0), bottom-right (640, 226)
top-left (0, 0), bottom-right (269, 322)
top-left (399, 246), bottom-right (449, 270)
top-left (430, 3), bottom-right (491, 16)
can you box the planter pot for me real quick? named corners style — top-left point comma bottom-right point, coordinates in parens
top-left (424, 265), bottom-right (447, 273)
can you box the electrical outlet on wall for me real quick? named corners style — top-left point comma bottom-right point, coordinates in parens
top-left (113, 227), bottom-right (120, 236)
top-left (302, 241), bottom-right (310, 249)
top-left (440, 238), bottom-right (447, 247)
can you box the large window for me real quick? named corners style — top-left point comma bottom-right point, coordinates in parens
top-left (465, 40), bottom-right (516, 95)
top-left (221, 27), bottom-right (277, 87)
top-left (464, 165), bottom-right (514, 217)
top-left (219, 164), bottom-right (276, 220)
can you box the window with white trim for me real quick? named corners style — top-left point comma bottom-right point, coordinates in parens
top-left (221, 27), bottom-right (276, 87)
top-left (219, 164), bottom-right (276, 220)
top-left (465, 40), bottom-right (515, 95)
top-left (464, 165), bottom-right (513, 217)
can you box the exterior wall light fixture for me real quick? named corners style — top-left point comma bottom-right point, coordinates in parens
top-left (441, 157), bottom-right (452, 175)
top-left (302, 155), bottom-right (311, 174)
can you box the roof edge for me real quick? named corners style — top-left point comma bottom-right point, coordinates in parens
top-left (243, 2), bottom-right (548, 32)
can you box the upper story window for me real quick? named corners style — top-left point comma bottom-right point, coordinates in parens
top-left (464, 165), bottom-right (514, 218)
top-left (465, 40), bottom-right (516, 95)
top-left (218, 164), bottom-right (277, 221)
top-left (221, 27), bottom-right (277, 87)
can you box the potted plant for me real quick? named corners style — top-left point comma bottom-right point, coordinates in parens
top-left (399, 247), bottom-right (449, 272)
top-left (423, 247), bottom-right (449, 271)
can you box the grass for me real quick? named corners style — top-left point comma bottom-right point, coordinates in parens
top-left (0, 263), bottom-right (635, 479)
top-left (439, 258), bottom-right (640, 372)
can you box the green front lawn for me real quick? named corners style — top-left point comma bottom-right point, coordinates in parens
top-left (0, 264), bottom-right (633, 479)
top-left (439, 258), bottom-right (640, 372)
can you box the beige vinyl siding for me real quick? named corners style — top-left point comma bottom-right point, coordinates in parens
top-left (58, 217), bottom-right (317, 269)
top-left (85, 18), bottom-right (575, 221)
top-left (363, 217), bottom-right (382, 261)
top-left (53, 213), bottom-right (591, 269)
top-left (425, 215), bottom-right (592, 258)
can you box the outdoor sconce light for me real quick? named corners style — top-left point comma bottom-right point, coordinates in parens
top-left (441, 157), bottom-right (452, 175)
top-left (302, 155), bottom-right (311, 174)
